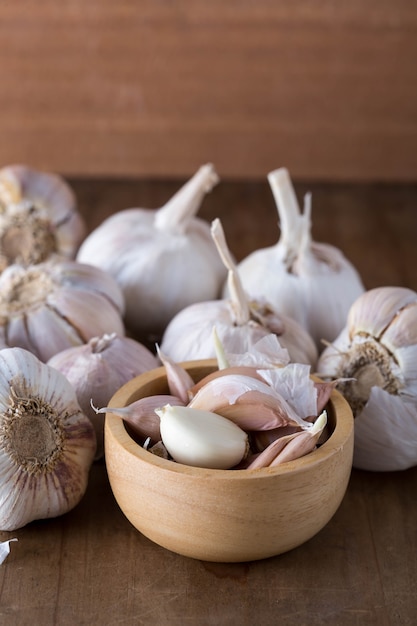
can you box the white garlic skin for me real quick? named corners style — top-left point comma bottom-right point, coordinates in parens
top-left (155, 404), bottom-right (248, 470)
top-left (0, 347), bottom-right (96, 531)
top-left (160, 299), bottom-right (318, 367)
top-left (77, 164), bottom-right (227, 341)
top-left (0, 164), bottom-right (86, 267)
top-left (232, 168), bottom-right (365, 350)
top-left (0, 259), bottom-right (125, 362)
top-left (48, 333), bottom-right (159, 458)
top-left (317, 286), bottom-right (417, 471)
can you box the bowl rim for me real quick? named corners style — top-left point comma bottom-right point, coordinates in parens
top-left (105, 359), bottom-right (354, 480)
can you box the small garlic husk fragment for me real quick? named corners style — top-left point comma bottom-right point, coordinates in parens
top-left (48, 333), bottom-right (158, 458)
top-left (0, 538), bottom-right (18, 564)
top-left (160, 219), bottom-right (318, 367)
top-left (247, 411), bottom-right (327, 469)
top-left (77, 164), bottom-right (227, 341)
top-left (155, 404), bottom-right (249, 469)
top-left (0, 164), bottom-right (86, 270)
top-left (93, 394), bottom-right (184, 443)
top-left (0, 259), bottom-right (125, 362)
top-left (0, 347), bottom-right (96, 531)
top-left (317, 286), bottom-right (417, 471)
top-left (232, 168), bottom-right (365, 351)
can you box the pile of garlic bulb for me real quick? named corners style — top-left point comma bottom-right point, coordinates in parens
top-left (231, 168), bottom-right (365, 352)
top-left (317, 286), bottom-right (417, 471)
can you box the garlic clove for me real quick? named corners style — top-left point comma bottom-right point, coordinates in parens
top-left (155, 345), bottom-right (195, 404)
top-left (155, 404), bottom-right (249, 469)
top-left (188, 373), bottom-right (308, 430)
top-left (93, 394), bottom-right (184, 443)
top-left (247, 411), bottom-right (327, 469)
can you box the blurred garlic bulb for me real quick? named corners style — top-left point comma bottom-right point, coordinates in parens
top-left (0, 164), bottom-right (86, 270)
top-left (48, 333), bottom-right (158, 458)
top-left (160, 218), bottom-right (318, 366)
top-left (0, 259), bottom-right (125, 362)
top-left (0, 347), bottom-right (96, 531)
top-left (317, 286), bottom-right (417, 471)
top-left (77, 164), bottom-right (227, 341)
top-left (232, 168), bottom-right (365, 351)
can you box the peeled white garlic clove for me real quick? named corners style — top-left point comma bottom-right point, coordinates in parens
top-left (231, 168), bottom-right (365, 351)
top-left (48, 333), bottom-right (159, 458)
top-left (76, 164), bottom-right (227, 341)
top-left (155, 404), bottom-right (249, 469)
top-left (160, 218), bottom-right (318, 366)
top-left (0, 164), bottom-right (86, 269)
top-left (317, 286), bottom-right (417, 471)
top-left (0, 259), bottom-right (125, 362)
top-left (0, 347), bottom-right (96, 531)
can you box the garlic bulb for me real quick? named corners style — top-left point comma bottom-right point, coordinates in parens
top-left (317, 286), bottom-right (417, 471)
top-left (160, 218), bottom-right (318, 366)
top-left (0, 259), bottom-right (125, 362)
top-left (0, 164), bottom-right (86, 270)
top-left (155, 404), bottom-right (249, 469)
top-left (0, 347), bottom-right (96, 531)
top-left (232, 168), bottom-right (365, 351)
top-left (48, 333), bottom-right (158, 458)
top-left (77, 164), bottom-right (227, 341)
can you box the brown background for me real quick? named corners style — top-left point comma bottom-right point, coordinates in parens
top-left (1, 1), bottom-right (416, 181)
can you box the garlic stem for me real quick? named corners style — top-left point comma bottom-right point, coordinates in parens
top-left (154, 164), bottom-right (219, 234)
top-left (211, 217), bottom-right (250, 326)
top-left (267, 168), bottom-right (303, 259)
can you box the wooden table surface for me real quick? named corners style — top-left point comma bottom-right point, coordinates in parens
top-left (1, 176), bottom-right (417, 625)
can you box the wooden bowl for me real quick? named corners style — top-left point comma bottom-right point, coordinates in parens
top-left (104, 360), bottom-right (354, 562)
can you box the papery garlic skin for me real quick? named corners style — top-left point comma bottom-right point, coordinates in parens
top-left (156, 404), bottom-right (248, 469)
top-left (0, 164), bottom-right (86, 269)
top-left (317, 286), bottom-right (417, 471)
top-left (48, 333), bottom-right (158, 458)
top-left (77, 164), bottom-right (227, 341)
top-left (0, 347), bottom-right (96, 531)
top-left (232, 168), bottom-right (365, 350)
top-left (0, 260), bottom-right (125, 362)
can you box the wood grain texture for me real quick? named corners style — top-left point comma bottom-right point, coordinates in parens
top-left (0, 1), bottom-right (416, 180)
top-left (0, 177), bottom-right (416, 624)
